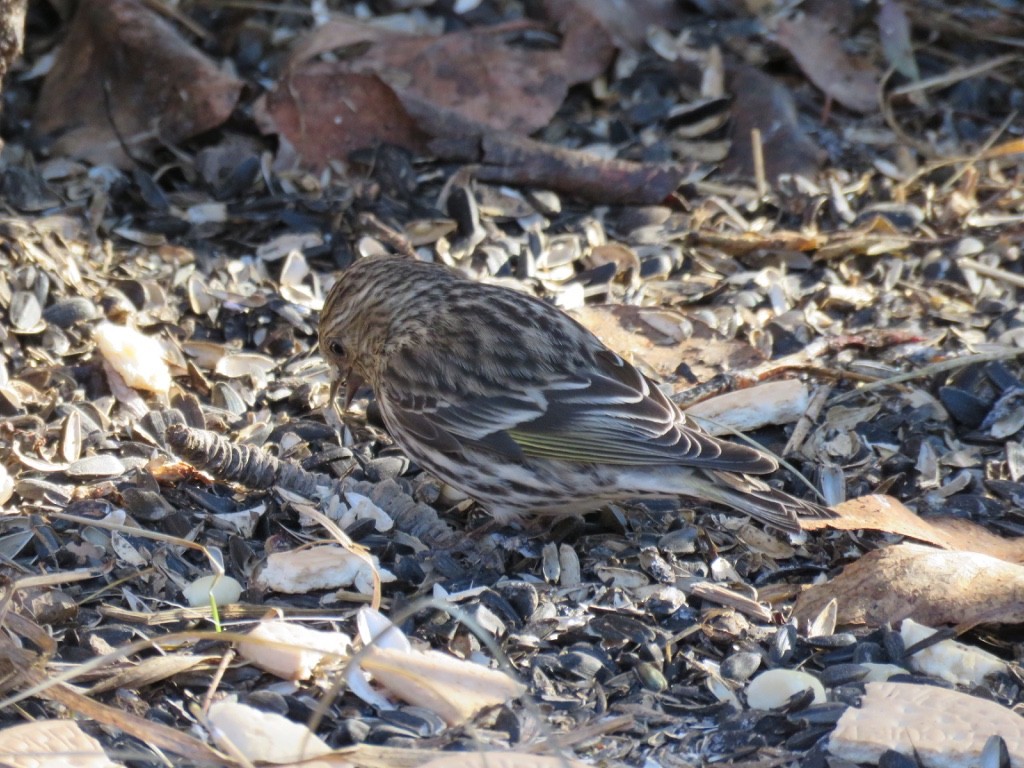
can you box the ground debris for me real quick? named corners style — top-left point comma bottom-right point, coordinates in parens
top-left (0, 0), bottom-right (1022, 765)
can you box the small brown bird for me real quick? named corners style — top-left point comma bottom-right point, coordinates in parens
top-left (319, 255), bottom-right (831, 532)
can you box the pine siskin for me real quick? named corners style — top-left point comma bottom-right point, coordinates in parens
top-left (319, 255), bottom-right (832, 533)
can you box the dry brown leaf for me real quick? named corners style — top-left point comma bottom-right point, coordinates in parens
top-left (985, 137), bottom-right (1024, 159)
top-left (792, 542), bottom-right (1024, 627)
top-left (259, 11), bottom-right (680, 202)
top-left (253, 69), bottom-right (427, 170)
top-left (13, 586), bottom-right (78, 627)
top-left (572, 304), bottom-right (764, 383)
top-left (725, 65), bottom-right (825, 179)
top-left (266, 10), bottom-right (614, 169)
top-left (287, 14), bottom-right (612, 137)
top-left (804, 494), bottom-right (1024, 564)
top-left (829, 682), bottom-right (1024, 768)
top-left (469, 132), bottom-right (685, 205)
top-left (550, 0), bottom-right (686, 50)
top-left (687, 380), bottom-right (810, 435)
top-left (775, 14), bottom-right (880, 113)
top-left (539, 0), bottom-right (633, 72)
top-left (926, 517), bottom-right (1024, 564)
top-left (32, 0), bottom-right (242, 167)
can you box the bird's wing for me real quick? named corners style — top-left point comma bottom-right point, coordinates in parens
top-left (381, 347), bottom-right (776, 474)
top-left (380, 382), bottom-right (546, 459)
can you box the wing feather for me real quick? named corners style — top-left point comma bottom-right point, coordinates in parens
top-left (380, 345), bottom-right (776, 474)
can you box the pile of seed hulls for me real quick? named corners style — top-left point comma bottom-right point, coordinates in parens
top-left (1, 1), bottom-right (1024, 765)
top-left (1, 149), bottom-right (1022, 764)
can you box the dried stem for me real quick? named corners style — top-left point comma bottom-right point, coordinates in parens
top-left (165, 423), bottom-right (339, 498)
top-left (165, 424), bottom-right (460, 547)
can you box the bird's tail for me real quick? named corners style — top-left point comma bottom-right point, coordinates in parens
top-left (705, 470), bottom-right (834, 533)
top-left (623, 466), bottom-right (834, 533)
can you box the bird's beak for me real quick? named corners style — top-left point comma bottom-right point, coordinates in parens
top-left (344, 370), bottom-right (364, 410)
top-left (330, 367), bottom-right (364, 412)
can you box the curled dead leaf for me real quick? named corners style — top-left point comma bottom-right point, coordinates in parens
top-left (811, 494), bottom-right (1024, 565)
top-left (33, 0), bottom-right (242, 166)
top-left (688, 380), bottom-right (810, 435)
top-left (793, 542), bottom-right (1024, 627)
top-left (775, 15), bottom-right (880, 114)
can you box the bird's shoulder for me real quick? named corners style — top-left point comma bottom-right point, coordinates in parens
top-left (385, 284), bottom-right (607, 390)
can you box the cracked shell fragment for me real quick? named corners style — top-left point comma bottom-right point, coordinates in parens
top-left (351, 607), bottom-right (526, 726)
top-left (0, 719), bottom-right (120, 768)
top-left (238, 618), bottom-right (351, 681)
top-left (206, 699), bottom-right (337, 763)
top-left (93, 322), bottom-right (172, 394)
top-left (829, 681), bottom-right (1024, 767)
top-left (254, 545), bottom-right (395, 595)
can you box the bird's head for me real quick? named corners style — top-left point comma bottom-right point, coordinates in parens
top-left (318, 257), bottom-right (398, 409)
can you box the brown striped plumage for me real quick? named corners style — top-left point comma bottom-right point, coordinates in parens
top-left (318, 255), bottom-right (832, 532)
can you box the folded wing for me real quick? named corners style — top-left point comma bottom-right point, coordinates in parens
top-left (381, 347), bottom-right (777, 475)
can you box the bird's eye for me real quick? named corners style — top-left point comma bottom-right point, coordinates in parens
top-left (328, 340), bottom-right (345, 357)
